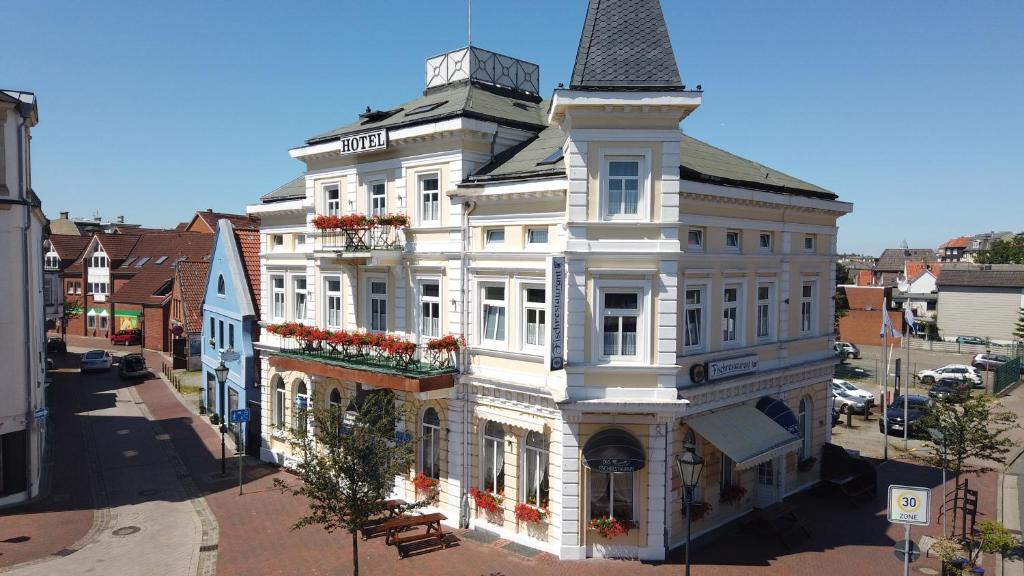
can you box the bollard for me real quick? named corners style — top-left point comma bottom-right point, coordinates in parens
top-left (846, 410), bottom-right (852, 427)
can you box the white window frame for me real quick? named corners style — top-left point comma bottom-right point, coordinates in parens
top-left (87, 312), bottom-right (97, 330)
top-left (687, 228), bottom-right (705, 251)
top-left (683, 281), bottom-right (710, 354)
top-left (756, 282), bottom-right (776, 342)
top-left (720, 454), bottom-right (735, 490)
top-left (293, 276), bottom-right (307, 321)
top-left (589, 469), bottom-right (638, 522)
top-left (90, 249), bottom-right (108, 269)
top-left (273, 379), bottom-right (286, 428)
top-left (599, 150), bottom-right (651, 221)
top-left (725, 230), bottom-right (741, 252)
top-left (323, 183), bottom-right (341, 217)
top-left (481, 421), bottom-right (505, 493)
top-left (270, 234), bottom-right (284, 252)
top-left (521, 284), bottom-right (546, 354)
top-left (417, 172), bottom-right (441, 227)
top-left (526, 227), bottom-right (549, 246)
top-left (804, 235), bottom-right (816, 253)
top-left (416, 277), bottom-right (442, 342)
top-left (721, 282), bottom-right (744, 347)
top-left (759, 231), bottom-right (773, 253)
top-left (484, 228), bottom-right (505, 248)
top-left (44, 252), bottom-right (60, 270)
top-left (420, 407), bottom-right (441, 479)
top-left (800, 280), bottom-right (817, 335)
top-left (522, 431), bottom-right (549, 507)
top-left (593, 279), bottom-right (650, 364)
top-left (271, 274), bottom-right (285, 322)
top-left (324, 275), bottom-right (343, 329)
top-left (365, 275), bottom-right (388, 333)
top-left (367, 178), bottom-right (387, 217)
top-left (478, 280), bottom-right (508, 349)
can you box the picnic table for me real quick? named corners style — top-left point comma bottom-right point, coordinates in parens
top-left (381, 512), bottom-right (448, 558)
top-left (743, 502), bottom-right (811, 549)
top-left (360, 499), bottom-right (408, 540)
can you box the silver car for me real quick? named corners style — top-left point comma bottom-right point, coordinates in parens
top-left (80, 350), bottom-right (112, 373)
top-left (831, 385), bottom-right (866, 414)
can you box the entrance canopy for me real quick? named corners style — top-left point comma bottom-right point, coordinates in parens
top-left (582, 428), bottom-right (646, 473)
top-left (686, 404), bottom-right (800, 470)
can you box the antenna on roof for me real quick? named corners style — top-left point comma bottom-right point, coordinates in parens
top-left (467, 0), bottom-right (472, 47)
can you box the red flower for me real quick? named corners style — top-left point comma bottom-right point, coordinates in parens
top-left (413, 473), bottom-right (438, 493)
top-left (426, 334), bottom-right (466, 353)
top-left (514, 502), bottom-right (549, 524)
top-left (588, 517), bottom-right (636, 539)
top-left (469, 488), bottom-right (504, 514)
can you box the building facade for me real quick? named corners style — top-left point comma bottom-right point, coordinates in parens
top-left (937, 264), bottom-right (1024, 344)
top-left (0, 90), bottom-right (47, 507)
top-left (250, 0), bottom-right (851, 560)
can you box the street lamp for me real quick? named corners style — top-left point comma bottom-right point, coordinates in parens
top-left (675, 441), bottom-right (705, 576)
top-left (927, 427), bottom-right (947, 538)
top-left (214, 360), bottom-right (229, 476)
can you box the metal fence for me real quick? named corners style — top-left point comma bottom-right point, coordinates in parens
top-left (993, 357), bottom-right (1022, 395)
top-left (906, 339), bottom-right (1023, 357)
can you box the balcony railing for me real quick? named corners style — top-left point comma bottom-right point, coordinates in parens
top-left (317, 225), bottom-right (404, 252)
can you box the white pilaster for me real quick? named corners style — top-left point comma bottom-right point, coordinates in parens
top-left (558, 416), bottom-right (586, 560)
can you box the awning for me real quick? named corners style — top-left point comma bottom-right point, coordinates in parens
top-left (474, 405), bottom-right (547, 434)
top-left (686, 404), bottom-right (800, 470)
top-left (114, 309), bottom-right (141, 318)
top-left (755, 396), bottom-right (801, 436)
top-left (87, 307), bottom-right (106, 315)
top-left (582, 428), bottom-right (646, 473)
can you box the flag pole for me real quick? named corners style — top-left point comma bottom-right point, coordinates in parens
top-left (903, 311), bottom-right (910, 451)
top-left (882, 303), bottom-right (889, 461)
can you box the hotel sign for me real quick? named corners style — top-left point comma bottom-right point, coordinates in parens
top-left (707, 354), bottom-right (759, 382)
top-left (547, 256), bottom-right (565, 371)
top-left (339, 129), bottom-right (387, 156)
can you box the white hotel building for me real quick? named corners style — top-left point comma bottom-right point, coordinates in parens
top-left (249, 0), bottom-right (852, 560)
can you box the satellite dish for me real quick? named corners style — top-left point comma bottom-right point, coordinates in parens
top-left (896, 274), bottom-right (910, 293)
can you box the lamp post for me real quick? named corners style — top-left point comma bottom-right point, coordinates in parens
top-left (675, 441), bottom-right (704, 576)
top-left (927, 427), bottom-right (947, 538)
top-left (214, 360), bottom-right (229, 476)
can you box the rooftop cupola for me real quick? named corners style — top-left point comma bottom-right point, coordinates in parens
top-left (570, 0), bottom-right (683, 91)
top-left (425, 46), bottom-right (540, 96)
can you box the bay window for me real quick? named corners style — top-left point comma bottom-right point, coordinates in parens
top-left (604, 158), bottom-right (641, 218)
top-left (590, 471), bottom-right (634, 521)
top-left (601, 291), bottom-right (639, 359)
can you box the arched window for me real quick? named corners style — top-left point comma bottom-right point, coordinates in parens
top-left (523, 431), bottom-right (549, 507)
top-left (798, 396), bottom-right (812, 460)
top-left (217, 275), bottom-right (226, 296)
top-left (294, 380), bottom-right (309, 435)
top-left (482, 421), bottom-right (505, 492)
top-left (585, 428), bottom-right (644, 522)
top-left (421, 408), bottom-right (441, 479)
top-left (329, 388), bottom-right (342, 408)
top-left (273, 377), bottom-right (285, 427)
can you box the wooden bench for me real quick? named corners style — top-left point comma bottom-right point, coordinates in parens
top-left (745, 503), bottom-right (811, 550)
top-left (360, 499), bottom-right (408, 540)
top-left (382, 513), bottom-right (448, 558)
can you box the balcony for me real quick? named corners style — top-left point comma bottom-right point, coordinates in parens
top-left (313, 214), bottom-right (407, 256)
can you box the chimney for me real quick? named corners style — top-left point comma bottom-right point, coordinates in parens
top-left (117, 215), bottom-right (125, 223)
top-left (59, 211), bottom-right (69, 219)
top-left (207, 208), bottom-right (213, 213)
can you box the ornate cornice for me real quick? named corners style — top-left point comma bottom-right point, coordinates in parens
top-left (681, 191), bottom-right (846, 216)
top-left (682, 359), bottom-right (834, 414)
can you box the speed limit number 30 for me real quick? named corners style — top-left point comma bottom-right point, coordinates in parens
top-left (888, 485), bottom-right (930, 525)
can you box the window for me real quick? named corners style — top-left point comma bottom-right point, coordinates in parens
top-left (67, 281), bottom-right (81, 295)
top-left (218, 320), bottom-right (224, 349)
top-left (419, 174), bottom-right (440, 225)
top-left (44, 253), bottom-right (59, 270)
top-left (90, 250), bottom-right (107, 268)
top-left (684, 287), bottom-right (705, 351)
top-left (798, 397), bottom-right (812, 460)
top-left (482, 421), bottom-right (505, 492)
top-left (209, 317), bottom-right (215, 347)
top-left (217, 275), bottom-right (225, 296)
top-left (325, 277), bottom-right (342, 328)
top-left (294, 381), bottom-right (309, 435)
top-left (722, 285), bottom-right (740, 344)
top-left (527, 228), bottom-right (548, 245)
top-left (87, 313), bottom-right (96, 330)
top-left (602, 291), bottom-right (639, 359)
top-left (273, 378), bottom-right (286, 427)
top-left (228, 324), bottom-right (235, 350)
top-left (687, 228), bottom-right (704, 250)
top-left (481, 285), bottom-right (506, 345)
top-left (405, 101), bottom-right (446, 116)
top-left (726, 230), bottom-right (740, 251)
top-left (324, 184), bottom-right (341, 216)
top-left (368, 279), bottom-right (387, 332)
top-left (295, 234), bottom-right (306, 247)
top-left (801, 282), bottom-right (815, 334)
top-left (590, 471), bottom-right (634, 521)
top-left (759, 232), bottom-right (772, 251)
top-left (272, 276), bottom-right (285, 321)
top-left (523, 431), bottom-right (549, 507)
top-left (89, 282), bottom-right (108, 295)
top-left (523, 287), bottom-right (546, 350)
top-left (99, 314), bottom-right (108, 331)
top-left (756, 284), bottom-right (773, 340)
top-left (134, 257), bottom-right (150, 267)
top-left (420, 281), bottom-right (441, 339)
top-left (485, 228), bottom-right (505, 246)
top-left (154, 256), bottom-right (168, 264)
top-left (369, 181), bottom-right (386, 217)
top-left (604, 158), bottom-right (641, 218)
top-left (421, 408), bottom-right (441, 479)
top-left (720, 454), bottom-right (735, 490)
top-left (293, 277), bottom-right (307, 320)
top-left (804, 235), bottom-right (815, 252)
top-left (329, 388), bottom-right (343, 435)
top-left (271, 235), bottom-right (284, 250)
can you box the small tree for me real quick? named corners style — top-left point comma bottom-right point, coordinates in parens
top-left (274, 391), bottom-right (422, 576)
top-left (919, 394), bottom-right (1018, 481)
top-left (1014, 306), bottom-right (1024, 344)
top-left (62, 297), bottom-right (84, 339)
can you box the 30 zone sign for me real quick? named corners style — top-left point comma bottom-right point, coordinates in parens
top-left (888, 485), bottom-right (930, 525)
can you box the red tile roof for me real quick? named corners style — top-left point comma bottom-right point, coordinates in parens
top-left (189, 210), bottom-right (260, 233)
top-left (93, 233), bottom-right (142, 262)
top-left (47, 234), bottom-right (91, 266)
top-left (843, 286), bottom-right (886, 311)
top-left (109, 232), bottom-right (214, 305)
top-left (176, 260), bottom-right (210, 333)
top-left (234, 228), bottom-right (261, 316)
top-left (939, 236), bottom-right (971, 250)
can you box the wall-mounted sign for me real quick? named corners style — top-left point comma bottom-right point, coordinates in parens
top-left (547, 256), bottom-right (565, 371)
top-left (689, 363), bottom-right (707, 384)
top-left (339, 129), bottom-right (387, 156)
top-left (707, 354), bottom-right (759, 381)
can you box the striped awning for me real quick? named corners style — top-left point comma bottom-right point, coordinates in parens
top-left (686, 404), bottom-right (800, 470)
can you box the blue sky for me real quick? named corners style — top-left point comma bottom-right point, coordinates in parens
top-left (3, 1), bottom-right (1022, 255)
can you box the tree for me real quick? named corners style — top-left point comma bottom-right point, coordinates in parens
top-left (835, 261), bottom-right (853, 285)
top-left (274, 391), bottom-right (422, 576)
top-left (975, 234), bottom-right (1024, 264)
top-left (1014, 306), bottom-right (1024, 344)
top-left (62, 297), bottom-right (84, 339)
top-left (919, 394), bottom-right (1018, 481)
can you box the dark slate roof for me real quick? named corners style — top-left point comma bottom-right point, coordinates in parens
top-left (468, 124), bottom-right (566, 182)
top-left (261, 176), bottom-right (306, 203)
top-left (875, 249), bottom-right (938, 272)
top-left (304, 82), bottom-right (547, 145)
top-left (938, 266), bottom-right (1024, 289)
top-left (570, 0), bottom-right (683, 90)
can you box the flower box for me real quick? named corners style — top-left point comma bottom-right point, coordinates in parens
top-left (683, 501), bottom-right (712, 521)
top-left (588, 517), bottom-right (637, 539)
top-left (469, 488), bottom-right (504, 514)
top-left (514, 502), bottom-right (549, 524)
top-left (413, 473), bottom-right (439, 503)
top-left (719, 484), bottom-right (747, 505)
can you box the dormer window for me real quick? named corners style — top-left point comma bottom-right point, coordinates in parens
top-left (44, 252), bottom-right (60, 270)
top-left (90, 249), bottom-right (108, 269)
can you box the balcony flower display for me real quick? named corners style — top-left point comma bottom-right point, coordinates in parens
top-left (412, 473), bottom-right (439, 503)
top-left (376, 213), bottom-right (411, 228)
top-left (514, 502), bottom-right (549, 524)
top-left (426, 334), bottom-right (466, 353)
top-left (588, 517), bottom-right (637, 539)
top-left (469, 488), bottom-right (504, 514)
top-left (719, 484), bottom-right (747, 505)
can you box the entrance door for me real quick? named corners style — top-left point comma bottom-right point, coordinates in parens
top-left (753, 458), bottom-right (779, 508)
top-left (245, 400), bottom-right (261, 458)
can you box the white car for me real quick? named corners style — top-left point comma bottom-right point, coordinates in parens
top-left (80, 350), bottom-right (112, 373)
top-left (916, 364), bottom-right (981, 386)
top-left (832, 378), bottom-right (874, 404)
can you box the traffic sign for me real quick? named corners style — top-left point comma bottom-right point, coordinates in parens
top-left (220, 349), bottom-right (241, 363)
top-left (230, 408), bottom-right (250, 423)
top-left (894, 539), bottom-right (921, 563)
top-left (888, 485), bottom-right (930, 525)
top-left (33, 407), bottom-right (49, 421)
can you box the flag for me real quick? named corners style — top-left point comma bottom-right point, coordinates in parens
top-left (904, 306), bottom-right (918, 335)
top-left (880, 298), bottom-right (900, 339)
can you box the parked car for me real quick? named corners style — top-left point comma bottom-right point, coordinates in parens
top-left (927, 378), bottom-right (971, 403)
top-left (834, 341), bottom-right (861, 360)
top-left (111, 329), bottom-right (142, 346)
top-left (832, 378), bottom-right (875, 405)
top-left (831, 386), bottom-right (866, 414)
top-left (46, 337), bottom-right (67, 354)
top-left (916, 364), bottom-right (982, 387)
top-left (831, 405), bottom-right (841, 427)
top-left (955, 336), bottom-right (986, 346)
top-left (879, 395), bottom-right (934, 437)
top-left (972, 353), bottom-right (1012, 372)
top-left (118, 353), bottom-right (150, 379)
top-left (80, 350), bottom-right (112, 373)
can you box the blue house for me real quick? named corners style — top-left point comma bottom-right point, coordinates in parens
top-left (201, 219), bottom-right (262, 454)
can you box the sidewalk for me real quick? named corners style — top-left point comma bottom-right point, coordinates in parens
top-left (998, 383), bottom-right (1024, 576)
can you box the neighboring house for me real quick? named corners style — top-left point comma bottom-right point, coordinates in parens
top-left (171, 260), bottom-right (210, 370)
top-left (0, 89), bottom-right (47, 507)
top-left (872, 248), bottom-right (937, 287)
top-left (184, 209), bottom-right (259, 233)
top-left (65, 233), bottom-right (140, 338)
top-left (937, 264), bottom-right (1024, 344)
top-left (201, 220), bottom-right (261, 455)
top-left (838, 286), bottom-right (902, 346)
top-left (965, 231), bottom-right (1015, 263)
top-left (937, 236), bottom-right (970, 263)
top-left (42, 234), bottom-right (90, 330)
top-left (893, 261), bottom-right (940, 337)
top-left (47, 212), bottom-right (80, 235)
top-left (249, 0), bottom-right (852, 561)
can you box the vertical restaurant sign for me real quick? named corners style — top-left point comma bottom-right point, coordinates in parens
top-left (547, 256), bottom-right (565, 371)
top-left (338, 129), bottom-right (387, 156)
